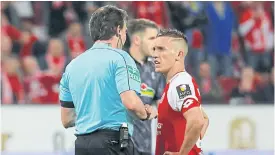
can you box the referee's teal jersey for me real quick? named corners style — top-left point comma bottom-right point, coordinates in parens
top-left (59, 43), bottom-right (141, 135)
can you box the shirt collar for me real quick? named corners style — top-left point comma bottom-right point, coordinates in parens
top-left (92, 42), bottom-right (111, 48)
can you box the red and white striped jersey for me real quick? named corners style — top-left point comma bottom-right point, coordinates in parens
top-left (156, 72), bottom-right (202, 155)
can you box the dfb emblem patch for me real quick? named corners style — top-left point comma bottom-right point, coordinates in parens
top-left (176, 84), bottom-right (192, 99)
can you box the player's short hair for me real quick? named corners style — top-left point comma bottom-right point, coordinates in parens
top-left (157, 28), bottom-right (189, 55)
top-left (127, 19), bottom-right (158, 38)
top-left (89, 5), bottom-right (128, 42)
top-left (157, 28), bottom-right (188, 44)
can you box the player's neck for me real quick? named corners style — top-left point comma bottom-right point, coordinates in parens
top-left (129, 45), bottom-right (145, 65)
top-left (166, 62), bottom-right (185, 83)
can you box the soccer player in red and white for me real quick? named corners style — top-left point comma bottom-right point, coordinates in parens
top-left (152, 29), bottom-right (209, 155)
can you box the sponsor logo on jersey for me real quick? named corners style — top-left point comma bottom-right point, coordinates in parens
top-left (176, 84), bottom-right (192, 99)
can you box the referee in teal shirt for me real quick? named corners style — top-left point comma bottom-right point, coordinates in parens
top-left (59, 6), bottom-right (157, 155)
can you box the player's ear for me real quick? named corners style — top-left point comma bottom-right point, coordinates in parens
top-left (176, 50), bottom-right (184, 61)
top-left (133, 35), bottom-right (141, 46)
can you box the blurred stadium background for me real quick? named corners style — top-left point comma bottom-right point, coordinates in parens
top-left (1, 1), bottom-right (274, 155)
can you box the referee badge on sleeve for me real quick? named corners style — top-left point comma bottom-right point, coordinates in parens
top-left (176, 84), bottom-right (192, 99)
top-left (127, 65), bottom-right (141, 82)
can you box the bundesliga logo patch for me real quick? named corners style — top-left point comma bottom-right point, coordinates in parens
top-left (176, 84), bottom-right (192, 99)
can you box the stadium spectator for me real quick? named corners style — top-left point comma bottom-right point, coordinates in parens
top-left (64, 22), bottom-right (86, 59)
top-left (197, 62), bottom-right (223, 103)
top-left (132, 1), bottom-right (170, 28)
top-left (22, 56), bottom-right (42, 102)
top-left (22, 56), bottom-right (41, 77)
top-left (1, 35), bottom-right (13, 59)
top-left (238, 2), bottom-right (274, 72)
top-left (204, 1), bottom-right (236, 77)
top-left (23, 56), bottom-right (60, 104)
top-left (1, 56), bottom-right (24, 104)
top-left (166, 1), bottom-right (208, 32)
top-left (229, 67), bottom-right (258, 104)
top-left (1, 14), bottom-right (21, 41)
top-left (47, 1), bottom-right (67, 37)
top-left (44, 38), bottom-right (66, 77)
top-left (19, 30), bottom-right (38, 58)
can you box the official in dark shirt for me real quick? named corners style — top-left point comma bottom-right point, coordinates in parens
top-left (127, 19), bottom-right (166, 155)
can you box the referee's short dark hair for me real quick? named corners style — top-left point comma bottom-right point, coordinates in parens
top-left (89, 5), bottom-right (128, 42)
top-left (127, 18), bottom-right (158, 38)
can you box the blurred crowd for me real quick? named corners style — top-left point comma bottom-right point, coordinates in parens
top-left (1, 1), bottom-right (274, 105)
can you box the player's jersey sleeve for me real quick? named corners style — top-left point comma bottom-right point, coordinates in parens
top-left (167, 73), bottom-right (201, 113)
top-left (59, 71), bottom-right (73, 102)
top-left (114, 52), bottom-right (141, 95)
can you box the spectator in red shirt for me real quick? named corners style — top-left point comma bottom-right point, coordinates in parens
top-left (45, 38), bottom-right (66, 77)
top-left (65, 22), bottom-right (86, 59)
top-left (19, 30), bottom-right (38, 58)
top-left (1, 56), bottom-right (24, 104)
top-left (22, 56), bottom-right (60, 104)
top-left (197, 62), bottom-right (223, 103)
top-left (1, 14), bottom-right (21, 41)
top-left (239, 2), bottom-right (274, 72)
top-left (132, 1), bottom-right (170, 28)
top-left (1, 14), bottom-right (38, 58)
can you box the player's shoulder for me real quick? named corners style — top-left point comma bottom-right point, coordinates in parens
top-left (168, 72), bottom-right (199, 99)
top-left (169, 72), bottom-right (194, 88)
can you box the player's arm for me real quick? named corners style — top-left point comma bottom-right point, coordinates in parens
top-left (167, 83), bottom-right (204, 155)
top-left (200, 107), bottom-right (209, 139)
top-left (179, 103), bottom-right (204, 155)
top-left (59, 72), bottom-right (76, 129)
top-left (115, 54), bottom-right (157, 120)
